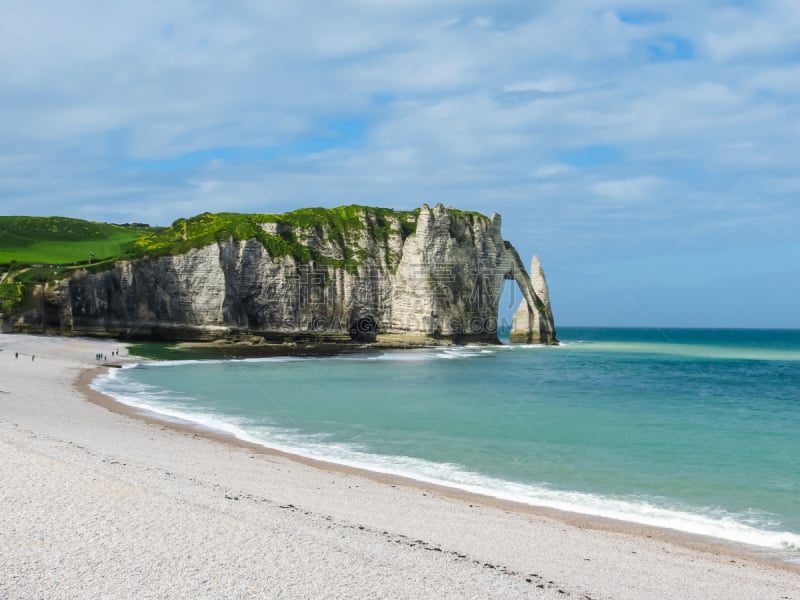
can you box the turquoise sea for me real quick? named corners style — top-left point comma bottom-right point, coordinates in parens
top-left (93, 327), bottom-right (800, 557)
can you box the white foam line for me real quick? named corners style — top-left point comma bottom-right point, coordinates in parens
top-left (91, 370), bottom-right (800, 554)
top-left (248, 431), bottom-right (800, 553)
top-left (333, 349), bottom-right (495, 362)
top-left (135, 356), bottom-right (305, 368)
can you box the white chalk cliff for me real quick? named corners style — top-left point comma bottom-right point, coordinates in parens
top-left (22, 205), bottom-right (557, 345)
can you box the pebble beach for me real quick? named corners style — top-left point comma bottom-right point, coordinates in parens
top-left (1, 333), bottom-right (798, 599)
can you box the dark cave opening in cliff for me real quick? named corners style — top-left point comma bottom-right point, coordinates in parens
top-left (349, 315), bottom-right (378, 342)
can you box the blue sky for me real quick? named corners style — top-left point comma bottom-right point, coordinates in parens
top-left (1, 0), bottom-right (799, 328)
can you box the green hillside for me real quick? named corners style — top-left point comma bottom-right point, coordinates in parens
top-left (0, 216), bottom-right (157, 312)
top-left (0, 216), bottom-right (153, 265)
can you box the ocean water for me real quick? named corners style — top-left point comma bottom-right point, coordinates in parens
top-left (93, 327), bottom-right (800, 556)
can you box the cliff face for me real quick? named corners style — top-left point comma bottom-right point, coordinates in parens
top-left (17, 205), bottom-right (556, 344)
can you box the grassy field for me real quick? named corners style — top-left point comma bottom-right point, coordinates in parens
top-left (0, 216), bottom-right (151, 265)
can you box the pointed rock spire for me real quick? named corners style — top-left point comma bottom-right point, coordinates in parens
top-left (509, 255), bottom-right (557, 344)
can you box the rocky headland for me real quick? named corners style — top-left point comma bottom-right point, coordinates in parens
top-left (3, 204), bottom-right (556, 348)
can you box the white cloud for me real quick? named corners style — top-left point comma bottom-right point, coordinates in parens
top-left (746, 65), bottom-right (800, 95)
top-left (591, 176), bottom-right (665, 202)
top-left (531, 164), bottom-right (572, 178)
top-left (502, 78), bottom-right (578, 94)
top-left (705, 0), bottom-right (800, 62)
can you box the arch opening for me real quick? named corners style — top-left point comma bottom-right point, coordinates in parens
top-left (498, 278), bottom-right (525, 342)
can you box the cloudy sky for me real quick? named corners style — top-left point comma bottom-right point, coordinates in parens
top-left (2, 0), bottom-right (799, 328)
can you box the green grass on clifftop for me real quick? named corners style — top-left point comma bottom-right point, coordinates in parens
top-left (0, 216), bottom-right (157, 312)
top-left (130, 205), bottom-right (421, 266)
top-left (0, 216), bottom-right (154, 265)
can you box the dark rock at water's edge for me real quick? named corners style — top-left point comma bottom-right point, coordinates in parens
top-left (7, 204), bottom-right (557, 346)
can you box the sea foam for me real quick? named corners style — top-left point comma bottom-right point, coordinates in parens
top-left (91, 368), bottom-right (800, 555)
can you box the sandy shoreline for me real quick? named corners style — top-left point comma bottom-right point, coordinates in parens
top-left (2, 334), bottom-right (798, 599)
top-left (76, 365), bottom-right (800, 571)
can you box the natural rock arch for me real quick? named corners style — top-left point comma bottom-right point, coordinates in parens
top-left (508, 255), bottom-right (557, 344)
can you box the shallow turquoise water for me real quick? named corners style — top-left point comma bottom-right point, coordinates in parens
top-left (95, 327), bottom-right (800, 553)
